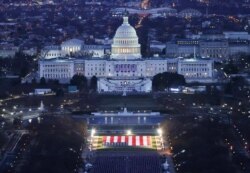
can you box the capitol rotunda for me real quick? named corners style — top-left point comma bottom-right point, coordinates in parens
top-left (111, 16), bottom-right (141, 59)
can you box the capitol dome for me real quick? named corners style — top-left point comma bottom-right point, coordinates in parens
top-left (111, 16), bottom-right (141, 59)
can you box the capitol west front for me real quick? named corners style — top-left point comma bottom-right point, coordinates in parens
top-left (39, 17), bottom-right (214, 93)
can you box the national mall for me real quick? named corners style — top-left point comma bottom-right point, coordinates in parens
top-left (38, 16), bottom-right (214, 93)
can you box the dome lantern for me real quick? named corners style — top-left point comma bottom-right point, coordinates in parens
top-left (123, 16), bottom-right (129, 24)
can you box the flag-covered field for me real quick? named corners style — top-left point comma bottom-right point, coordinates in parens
top-left (91, 136), bottom-right (163, 150)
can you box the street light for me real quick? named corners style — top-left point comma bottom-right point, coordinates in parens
top-left (181, 149), bottom-right (186, 153)
top-left (173, 149), bottom-right (186, 158)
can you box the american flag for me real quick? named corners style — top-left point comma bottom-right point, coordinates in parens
top-left (103, 136), bottom-right (152, 147)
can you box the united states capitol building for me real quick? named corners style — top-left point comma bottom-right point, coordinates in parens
top-left (39, 16), bottom-right (215, 93)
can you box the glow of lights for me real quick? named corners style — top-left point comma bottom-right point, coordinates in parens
top-left (157, 128), bottom-right (163, 136)
top-left (127, 129), bottom-right (132, 136)
top-left (91, 129), bottom-right (96, 137)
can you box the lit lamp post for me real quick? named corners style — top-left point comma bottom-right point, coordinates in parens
top-left (90, 128), bottom-right (96, 151)
top-left (91, 128), bottom-right (96, 137)
top-left (173, 149), bottom-right (186, 158)
top-left (157, 128), bottom-right (163, 136)
top-left (157, 128), bottom-right (164, 149)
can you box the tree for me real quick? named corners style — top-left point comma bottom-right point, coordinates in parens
top-left (40, 77), bottom-right (46, 85)
top-left (223, 62), bottom-right (238, 75)
top-left (224, 76), bottom-right (246, 95)
top-left (56, 88), bottom-right (64, 97)
top-left (70, 74), bottom-right (87, 89)
top-left (12, 52), bottom-right (34, 77)
top-left (20, 66), bottom-right (29, 77)
top-left (20, 117), bottom-right (85, 173)
top-left (31, 78), bottom-right (37, 84)
top-left (152, 72), bottom-right (186, 91)
top-left (0, 132), bottom-right (7, 149)
top-left (90, 76), bottom-right (97, 91)
top-left (54, 79), bottom-right (59, 85)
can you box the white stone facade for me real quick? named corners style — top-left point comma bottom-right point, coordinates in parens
top-left (38, 16), bottom-right (215, 91)
top-left (111, 17), bottom-right (141, 60)
top-left (39, 57), bottom-right (214, 85)
top-left (39, 59), bottom-right (75, 83)
top-left (82, 45), bottom-right (106, 58)
top-left (83, 59), bottom-right (168, 79)
top-left (97, 78), bottom-right (152, 93)
top-left (61, 39), bottom-right (84, 55)
top-left (178, 58), bottom-right (214, 83)
top-left (41, 47), bottom-right (66, 59)
top-left (41, 39), bottom-right (109, 59)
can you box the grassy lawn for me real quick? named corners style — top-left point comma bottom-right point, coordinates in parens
top-left (97, 95), bottom-right (164, 111)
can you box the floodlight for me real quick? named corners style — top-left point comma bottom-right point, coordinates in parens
top-left (157, 128), bottom-right (163, 136)
top-left (127, 129), bottom-right (132, 136)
